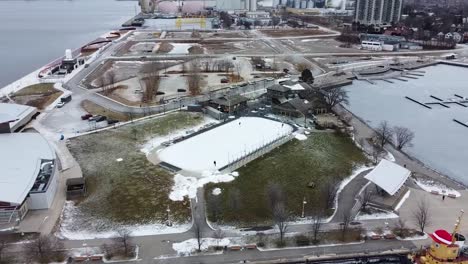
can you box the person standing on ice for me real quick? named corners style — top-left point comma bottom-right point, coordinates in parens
top-left (213, 161), bottom-right (217, 167)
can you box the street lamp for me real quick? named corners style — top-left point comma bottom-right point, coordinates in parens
top-left (166, 205), bottom-right (172, 227)
top-left (301, 197), bottom-right (307, 218)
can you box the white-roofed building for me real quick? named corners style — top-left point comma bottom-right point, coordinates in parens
top-left (0, 133), bottom-right (58, 224)
top-left (0, 103), bottom-right (37, 133)
top-left (364, 159), bottom-right (410, 196)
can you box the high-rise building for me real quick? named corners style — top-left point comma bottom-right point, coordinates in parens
top-left (354, 0), bottom-right (402, 25)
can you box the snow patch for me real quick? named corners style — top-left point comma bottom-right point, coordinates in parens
top-left (57, 202), bottom-right (190, 240)
top-left (116, 158), bottom-right (123, 162)
top-left (355, 210), bottom-right (398, 221)
top-left (397, 233), bottom-right (428, 241)
top-left (212, 188), bottom-right (222, 196)
top-left (172, 237), bottom-right (240, 256)
top-left (414, 178), bottom-right (461, 197)
top-left (169, 171), bottom-right (237, 201)
top-left (295, 134), bottom-right (307, 141)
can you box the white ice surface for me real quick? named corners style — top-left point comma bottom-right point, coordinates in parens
top-left (158, 117), bottom-right (293, 173)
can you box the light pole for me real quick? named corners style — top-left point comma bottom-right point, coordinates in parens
top-left (166, 205), bottom-right (172, 226)
top-left (301, 197), bottom-right (307, 218)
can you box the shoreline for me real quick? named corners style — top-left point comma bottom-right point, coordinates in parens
top-left (336, 103), bottom-right (468, 191)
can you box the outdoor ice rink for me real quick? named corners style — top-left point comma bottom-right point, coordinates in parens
top-left (158, 117), bottom-right (293, 173)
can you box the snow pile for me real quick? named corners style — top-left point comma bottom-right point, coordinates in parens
top-left (414, 178), bottom-right (461, 197)
top-left (397, 232), bottom-right (428, 241)
top-left (295, 134), bottom-right (307, 141)
top-left (355, 210), bottom-right (398, 221)
top-left (169, 171), bottom-right (238, 201)
top-left (212, 188), bottom-right (222, 196)
top-left (158, 117), bottom-right (293, 172)
top-left (57, 202), bottom-right (190, 240)
top-left (172, 238), bottom-right (232, 256)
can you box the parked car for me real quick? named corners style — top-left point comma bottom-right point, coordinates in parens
top-left (266, 78), bottom-right (274, 81)
top-left (56, 102), bottom-right (65, 108)
top-left (95, 116), bottom-right (107, 122)
top-left (88, 115), bottom-right (103, 122)
top-left (220, 78), bottom-right (229, 83)
top-left (81, 114), bottom-right (93, 120)
top-left (107, 119), bottom-right (119, 125)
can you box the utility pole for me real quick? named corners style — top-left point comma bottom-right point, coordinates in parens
top-left (301, 197), bottom-right (307, 218)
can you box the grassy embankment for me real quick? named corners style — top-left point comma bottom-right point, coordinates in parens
top-left (12, 83), bottom-right (63, 109)
top-left (205, 132), bottom-right (368, 226)
top-left (67, 112), bottom-right (204, 227)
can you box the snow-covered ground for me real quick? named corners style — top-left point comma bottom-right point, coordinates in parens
top-left (169, 171), bottom-right (238, 201)
top-left (57, 202), bottom-right (191, 240)
top-left (414, 178), bottom-right (461, 197)
top-left (168, 43), bottom-right (193, 54)
top-left (355, 208), bottom-right (398, 221)
top-left (172, 237), bottom-right (244, 256)
top-left (157, 117), bottom-right (293, 173)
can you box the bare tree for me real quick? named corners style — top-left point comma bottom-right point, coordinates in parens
top-left (393, 218), bottom-right (408, 238)
top-left (116, 229), bottom-right (133, 257)
top-left (142, 75), bottom-right (160, 103)
top-left (340, 207), bottom-right (353, 241)
top-left (311, 209), bottom-right (323, 244)
top-left (322, 86), bottom-right (349, 111)
top-left (186, 60), bottom-right (202, 96)
top-left (412, 198), bottom-right (431, 233)
top-left (359, 188), bottom-right (374, 212)
top-left (213, 228), bottom-right (225, 250)
top-left (273, 202), bottom-right (289, 246)
top-left (23, 236), bottom-right (64, 264)
top-left (193, 219), bottom-right (203, 252)
top-left (103, 71), bottom-right (116, 95)
top-left (265, 182), bottom-right (285, 212)
top-left (370, 144), bottom-right (385, 164)
top-left (393, 126), bottom-right (415, 150)
top-left (374, 121), bottom-right (393, 148)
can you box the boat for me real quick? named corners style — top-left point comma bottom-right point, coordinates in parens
top-left (415, 210), bottom-right (468, 263)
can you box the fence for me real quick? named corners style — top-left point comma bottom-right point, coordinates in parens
top-left (220, 132), bottom-right (294, 173)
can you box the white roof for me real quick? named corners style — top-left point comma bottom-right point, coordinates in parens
top-left (364, 159), bottom-right (410, 196)
top-left (284, 84), bottom-right (305, 91)
top-left (0, 103), bottom-right (36, 128)
top-left (0, 133), bottom-right (55, 205)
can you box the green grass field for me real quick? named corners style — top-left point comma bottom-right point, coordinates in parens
top-left (205, 132), bottom-right (367, 226)
top-left (68, 112), bottom-right (204, 227)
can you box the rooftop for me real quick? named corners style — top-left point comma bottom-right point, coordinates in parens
top-left (0, 133), bottom-right (55, 205)
top-left (0, 103), bottom-right (37, 129)
top-left (364, 159), bottom-right (411, 196)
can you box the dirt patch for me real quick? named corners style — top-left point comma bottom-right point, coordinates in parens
top-left (11, 83), bottom-right (63, 109)
top-left (260, 29), bottom-right (328, 37)
top-left (156, 41), bottom-right (174, 53)
top-left (188, 45), bottom-right (204, 55)
top-left (81, 100), bottom-right (136, 121)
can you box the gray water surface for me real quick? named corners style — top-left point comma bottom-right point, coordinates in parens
top-left (0, 0), bottom-right (136, 88)
top-left (345, 64), bottom-right (468, 185)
